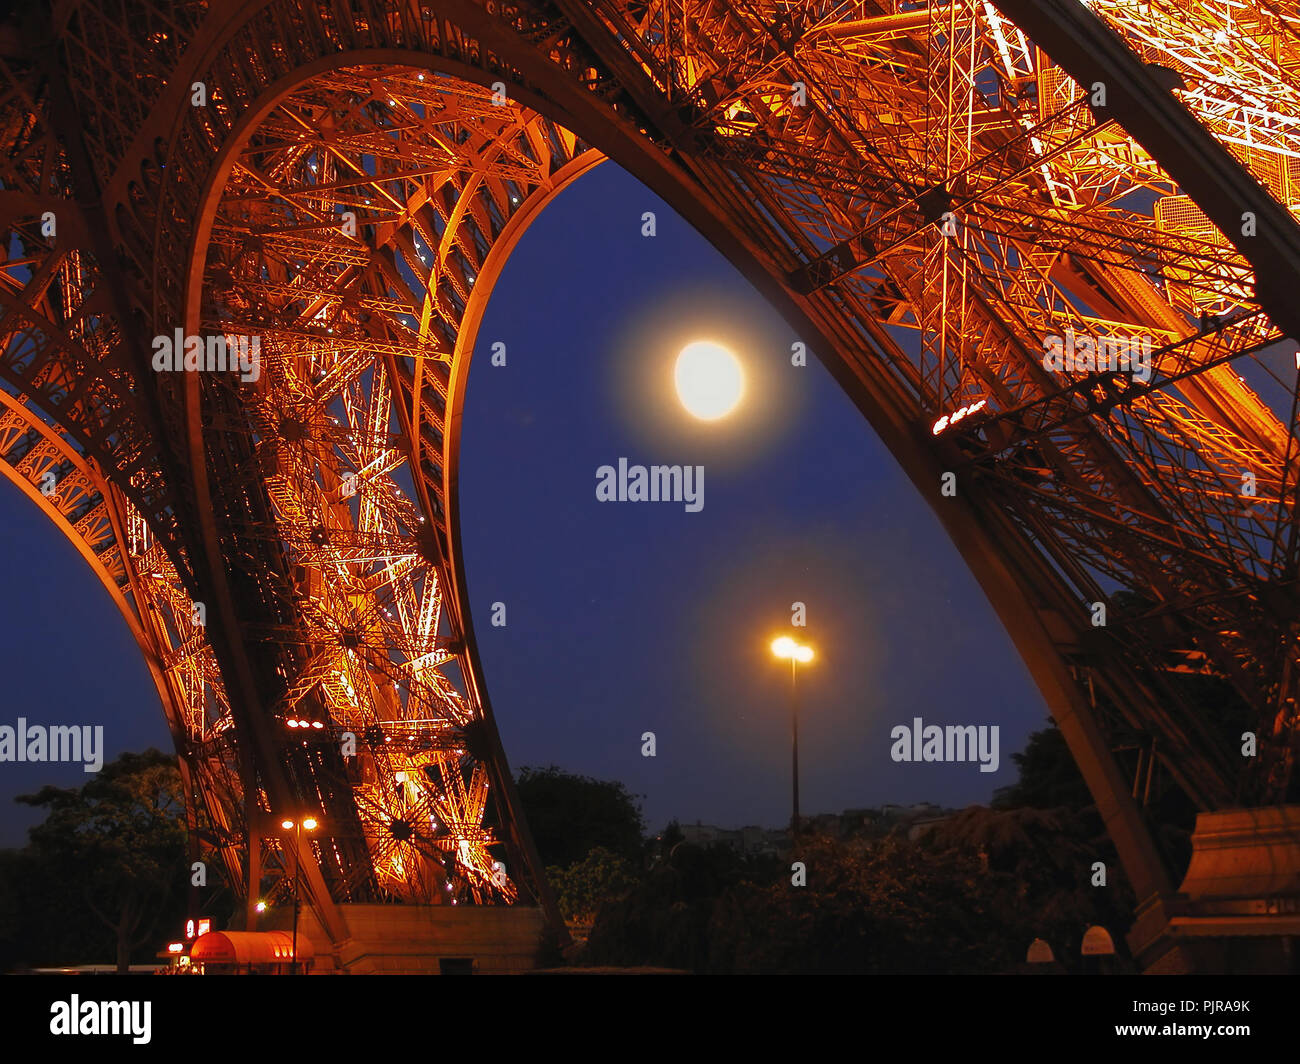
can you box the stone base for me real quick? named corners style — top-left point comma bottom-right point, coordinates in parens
top-left (262, 904), bottom-right (548, 974)
top-left (1137, 806), bottom-right (1300, 974)
top-left (1144, 936), bottom-right (1296, 975)
top-left (1178, 806), bottom-right (1300, 899)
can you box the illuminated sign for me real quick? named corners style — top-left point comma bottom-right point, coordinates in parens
top-left (185, 919), bottom-right (195, 940)
top-left (167, 942), bottom-right (185, 954)
top-left (197, 918), bottom-right (211, 937)
top-left (931, 398), bottom-right (988, 435)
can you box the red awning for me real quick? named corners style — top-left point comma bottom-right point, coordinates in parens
top-left (190, 931), bottom-right (314, 965)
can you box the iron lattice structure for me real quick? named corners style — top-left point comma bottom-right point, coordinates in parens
top-left (1, 0), bottom-right (1299, 954)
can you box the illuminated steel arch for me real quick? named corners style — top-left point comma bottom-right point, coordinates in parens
top-left (3, 1), bottom-right (1300, 968)
top-left (0, 242), bottom-right (245, 898)
top-left (187, 63), bottom-right (605, 921)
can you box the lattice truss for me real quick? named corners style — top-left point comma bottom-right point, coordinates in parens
top-left (6, 0), bottom-right (1300, 925)
top-left (0, 22), bottom-right (192, 550)
top-left (579, 0), bottom-right (1300, 803)
top-left (198, 69), bottom-right (586, 903)
top-left (0, 237), bottom-right (246, 891)
top-left (0, 40), bottom-right (246, 889)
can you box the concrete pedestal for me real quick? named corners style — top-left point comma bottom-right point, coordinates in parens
top-left (1142, 806), bottom-right (1300, 973)
top-left (263, 903), bottom-right (548, 974)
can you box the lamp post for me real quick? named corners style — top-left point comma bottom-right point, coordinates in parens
top-left (280, 816), bottom-right (318, 975)
top-left (771, 636), bottom-right (814, 837)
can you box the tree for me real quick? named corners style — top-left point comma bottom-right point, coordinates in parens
top-left (706, 834), bottom-right (1023, 974)
top-left (993, 720), bottom-right (1093, 810)
top-left (994, 717), bottom-right (1197, 891)
top-left (547, 847), bottom-right (639, 923)
top-left (586, 832), bottom-right (1021, 973)
top-left (929, 805), bottom-right (1137, 970)
top-left (585, 840), bottom-right (767, 971)
top-left (514, 765), bottom-right (646, 868)
top-left (17, 749), bottom-right (188, 972)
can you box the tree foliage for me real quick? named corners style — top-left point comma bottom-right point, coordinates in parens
top-left (585, 835), bottom-right (1023, 973)
top-left (993, 722), bottom-right (1093, 810)
top-left (928, 805), bottom-right (1135, 968)
top-left (993, 717), bottom-right (1196, 885)
top-left (584, 841), bottom-right (773, 971)
top-left (582, 718), bottom-right (1166, 972)
top-left (548, 846), bottom-right (639, 923)
top-left (3, 749), bottom-right (189, 972)
top-left (515, 765), bottom-right (646, 868)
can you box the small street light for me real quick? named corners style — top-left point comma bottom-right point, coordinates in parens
top-left (281, 816), bottom-right (320, 975)
top-left (771, 636), bottom-right (814, 837)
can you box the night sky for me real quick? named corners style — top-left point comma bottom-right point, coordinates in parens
top-left (0, 160), bottom-right (1047, 848)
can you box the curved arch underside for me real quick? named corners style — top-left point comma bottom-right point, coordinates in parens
top-left (1, 1), bottom-right (1299, 959)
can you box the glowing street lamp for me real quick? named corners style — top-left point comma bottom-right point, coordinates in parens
top-left (281, 815), bottom-right (321, 975)
top-left (771, 636), bottom-right (814, 836)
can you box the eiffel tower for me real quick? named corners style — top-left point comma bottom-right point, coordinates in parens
top-left (2, 1), bottom-right (1299, 973)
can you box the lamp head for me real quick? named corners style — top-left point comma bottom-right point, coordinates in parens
top-left (771, 636), bottom-right (797, 659)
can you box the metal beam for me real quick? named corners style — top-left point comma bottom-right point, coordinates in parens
top-left (991, 0), bottom-right (1300, 342)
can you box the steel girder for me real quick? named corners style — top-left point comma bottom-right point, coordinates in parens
top-left (0, 0), bottom-right (1297, 964)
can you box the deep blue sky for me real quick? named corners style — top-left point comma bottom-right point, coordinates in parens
top-left (0, 160), bottom-right (1048, 848)
top-left (0, 483), bottom-right (163, 846)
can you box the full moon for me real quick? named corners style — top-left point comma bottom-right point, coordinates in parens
top-left (674, 341), bottom-right (744, 420)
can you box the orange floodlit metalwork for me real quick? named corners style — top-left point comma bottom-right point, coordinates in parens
top-left (0, 1), bottom-right (1298, 971)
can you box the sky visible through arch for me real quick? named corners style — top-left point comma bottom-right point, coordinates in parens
top-left (460, 160), bottom-right (1046, 832)
top-left (0, 160), bottom-right (1048, 848)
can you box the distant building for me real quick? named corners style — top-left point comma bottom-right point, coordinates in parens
top-left (672, 803), bottom-right (956, 850)
top-left (740, 825), bottom-right (785, 856)
top-left (805, 812), bottom-right (842, 835)
top-left (679, 821), bottom-right (784, 856)
top-left (841, 808), bottom-right (878, 829)
top-left (907, 816), bottom-right (951, 841)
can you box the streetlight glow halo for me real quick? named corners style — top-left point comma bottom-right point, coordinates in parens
top-left (771, 636), bottom-right (797, 659)
top-left (772, 635), bottom-right (813, 662)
